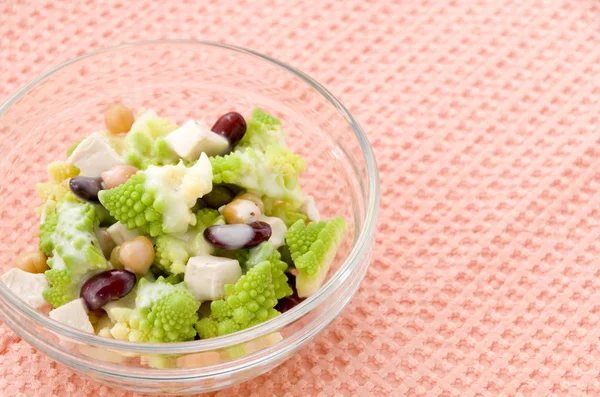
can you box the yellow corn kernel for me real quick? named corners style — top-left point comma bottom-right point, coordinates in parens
top-left (48, 161), bottom-right (79, 183)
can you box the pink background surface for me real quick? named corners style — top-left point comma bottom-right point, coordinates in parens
top-left (2, 0), bottom-right (600, 396)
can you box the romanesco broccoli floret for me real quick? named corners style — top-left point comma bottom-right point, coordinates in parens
top-left (109, 277), bottom-right (200, 342)
top-left (123, 111), bottom-right (179, 169)
top-left (285, 217), bottom-right (347, 298)
top-left (195, 261), bottom-right (280, 338)
top-left (237, 108), bottom-right (287, 151)
top-left (39, 207), bottom-right (58, 257)
top-left (237, 242), bottom-right (292, 299)
top-left (98, 156), bottom-right (213, 236)
top-left (153, 209), bottom-right (224, 275)
top-left (210, 145), bottom-right (305, 203)
top-left (263, 197), bottom-right (307, 227)
top-left (42, 195), bottom-right (111, 307)
top-left (154, 235), bottom-right (189, 275)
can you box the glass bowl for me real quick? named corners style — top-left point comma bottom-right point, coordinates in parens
top-left (0, 41), bottom-right (379, 394)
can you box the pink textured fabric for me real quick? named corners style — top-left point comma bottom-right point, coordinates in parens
top-left (3, 0), bottom-right (600, 395)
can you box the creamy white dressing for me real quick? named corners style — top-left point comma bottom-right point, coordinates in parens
top-left (50, 251), bottom-right (66, 270)
top-left (237, 150), bottom-right (302, 201)
top-left (136, 282), bottom-right (176, 308)
top-left (210, 224), bottom-right (254, 249)
top-left (144, 155), bottom-right (212, 234)
top-left (54, 201), bottom-right (100, 269)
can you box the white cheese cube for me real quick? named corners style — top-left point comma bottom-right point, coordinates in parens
top-left (49, 298), bottom-right (94, 333)
top-left (260, 215), bottom-right (287, 248)
top-left (184, 256), bottom-right (242, 302)
top-left (67, 133), bottom-right (124, 177)
top-left (301, 196), bottom-right (320, 222)
top-left (164, 120), bottom-right (229, 160)
top-left (1, 268), bottom-right (49, 309)
top-left (107, 222), bottom-right (138, 245)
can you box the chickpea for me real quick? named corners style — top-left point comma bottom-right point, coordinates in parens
top-left (104, 103), bottom-right (134, 135)
top-left (222, 199), bottom-right (262, 224)
top-left (15, 250), bottom-right (48, 273)
top-left (101, 165), bottom-right (139, 189)
top-left (119, 236), bottom-right (155, 275)
top-left (236, 192), bottom-right (264, 212)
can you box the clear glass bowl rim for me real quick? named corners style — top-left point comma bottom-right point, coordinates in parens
top-left (0, 40), bottom-right (380, 355)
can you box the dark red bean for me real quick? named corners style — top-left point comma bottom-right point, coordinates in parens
top-left (204, 221), bottom-right (271, 250)
top-left (69, 176), bottom-right (104, 202)
top-left (211, 112), bottom-right (246, 147)
top-left (80, 269), bottom-right (136, 310)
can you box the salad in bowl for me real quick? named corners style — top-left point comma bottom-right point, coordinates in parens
top-left (2, 103), bottom-right (346, 343)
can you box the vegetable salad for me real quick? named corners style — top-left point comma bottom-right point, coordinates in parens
top-left (1, 104), bottom-right (346, 343)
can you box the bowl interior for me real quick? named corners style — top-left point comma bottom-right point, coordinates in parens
top-left (0, 42), bottom-right (371, 337)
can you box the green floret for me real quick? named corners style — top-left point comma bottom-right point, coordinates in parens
top-left (154, 235), bottom-right (189, 275)
top-left (98, 159), bottom-right (213, 237)
top-left (263, 197), bottom-right (307, 227)
top-left (210, 145), bottom-right (305, 203)
top-left (98, 172), bottom-right (163, 236)
top-left (196, 261), bottom-right (280, 339)
top-left (285, 217), bottom-right (347, 298)
top-left (153, 209), bottom-right (225, 275)
top-left (237, 108), bottom-right (287, 151)
top-left (194, 207), bottom-right (225, 228)
top-left (109, 277), bottom-right (200, 343)
top-left (238, 242), bottom-right (292, 300)
top-left (42, 195), bottom-right (111, 307)
top-left (123, 112), bottom-right (179, 169)
top-left (38, 208), bottom-right (58, 257)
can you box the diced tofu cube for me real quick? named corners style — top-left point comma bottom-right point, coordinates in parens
top-left (1, 268), bottom-right (49, 309)
top-left (67, 133), bottom-right (124, 177)
top-left (107, 222), bottom-right (138, 245)
top-left (164, 120), bottom-right (229, 160)
top-left (49, 298), bottom-right (94, 333)
top-left (184, 256), bottom-right (242, 302)
top-left (301, 195), bottom-right (320, 222)
top-left (260, 215), bottom-right (287, 248)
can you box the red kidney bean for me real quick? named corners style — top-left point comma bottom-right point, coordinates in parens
top-left (80, 269), bottom-right (136, 310)
top-left (204, 221), bottom-right (271, 250)
top-left (211, 112), bottom-right (246, 147)
top-left (69, 176), bottom-right (104, 202)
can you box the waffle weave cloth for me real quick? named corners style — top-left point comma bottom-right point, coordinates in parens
top-left (2, 0), bottom-right (600, 396)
